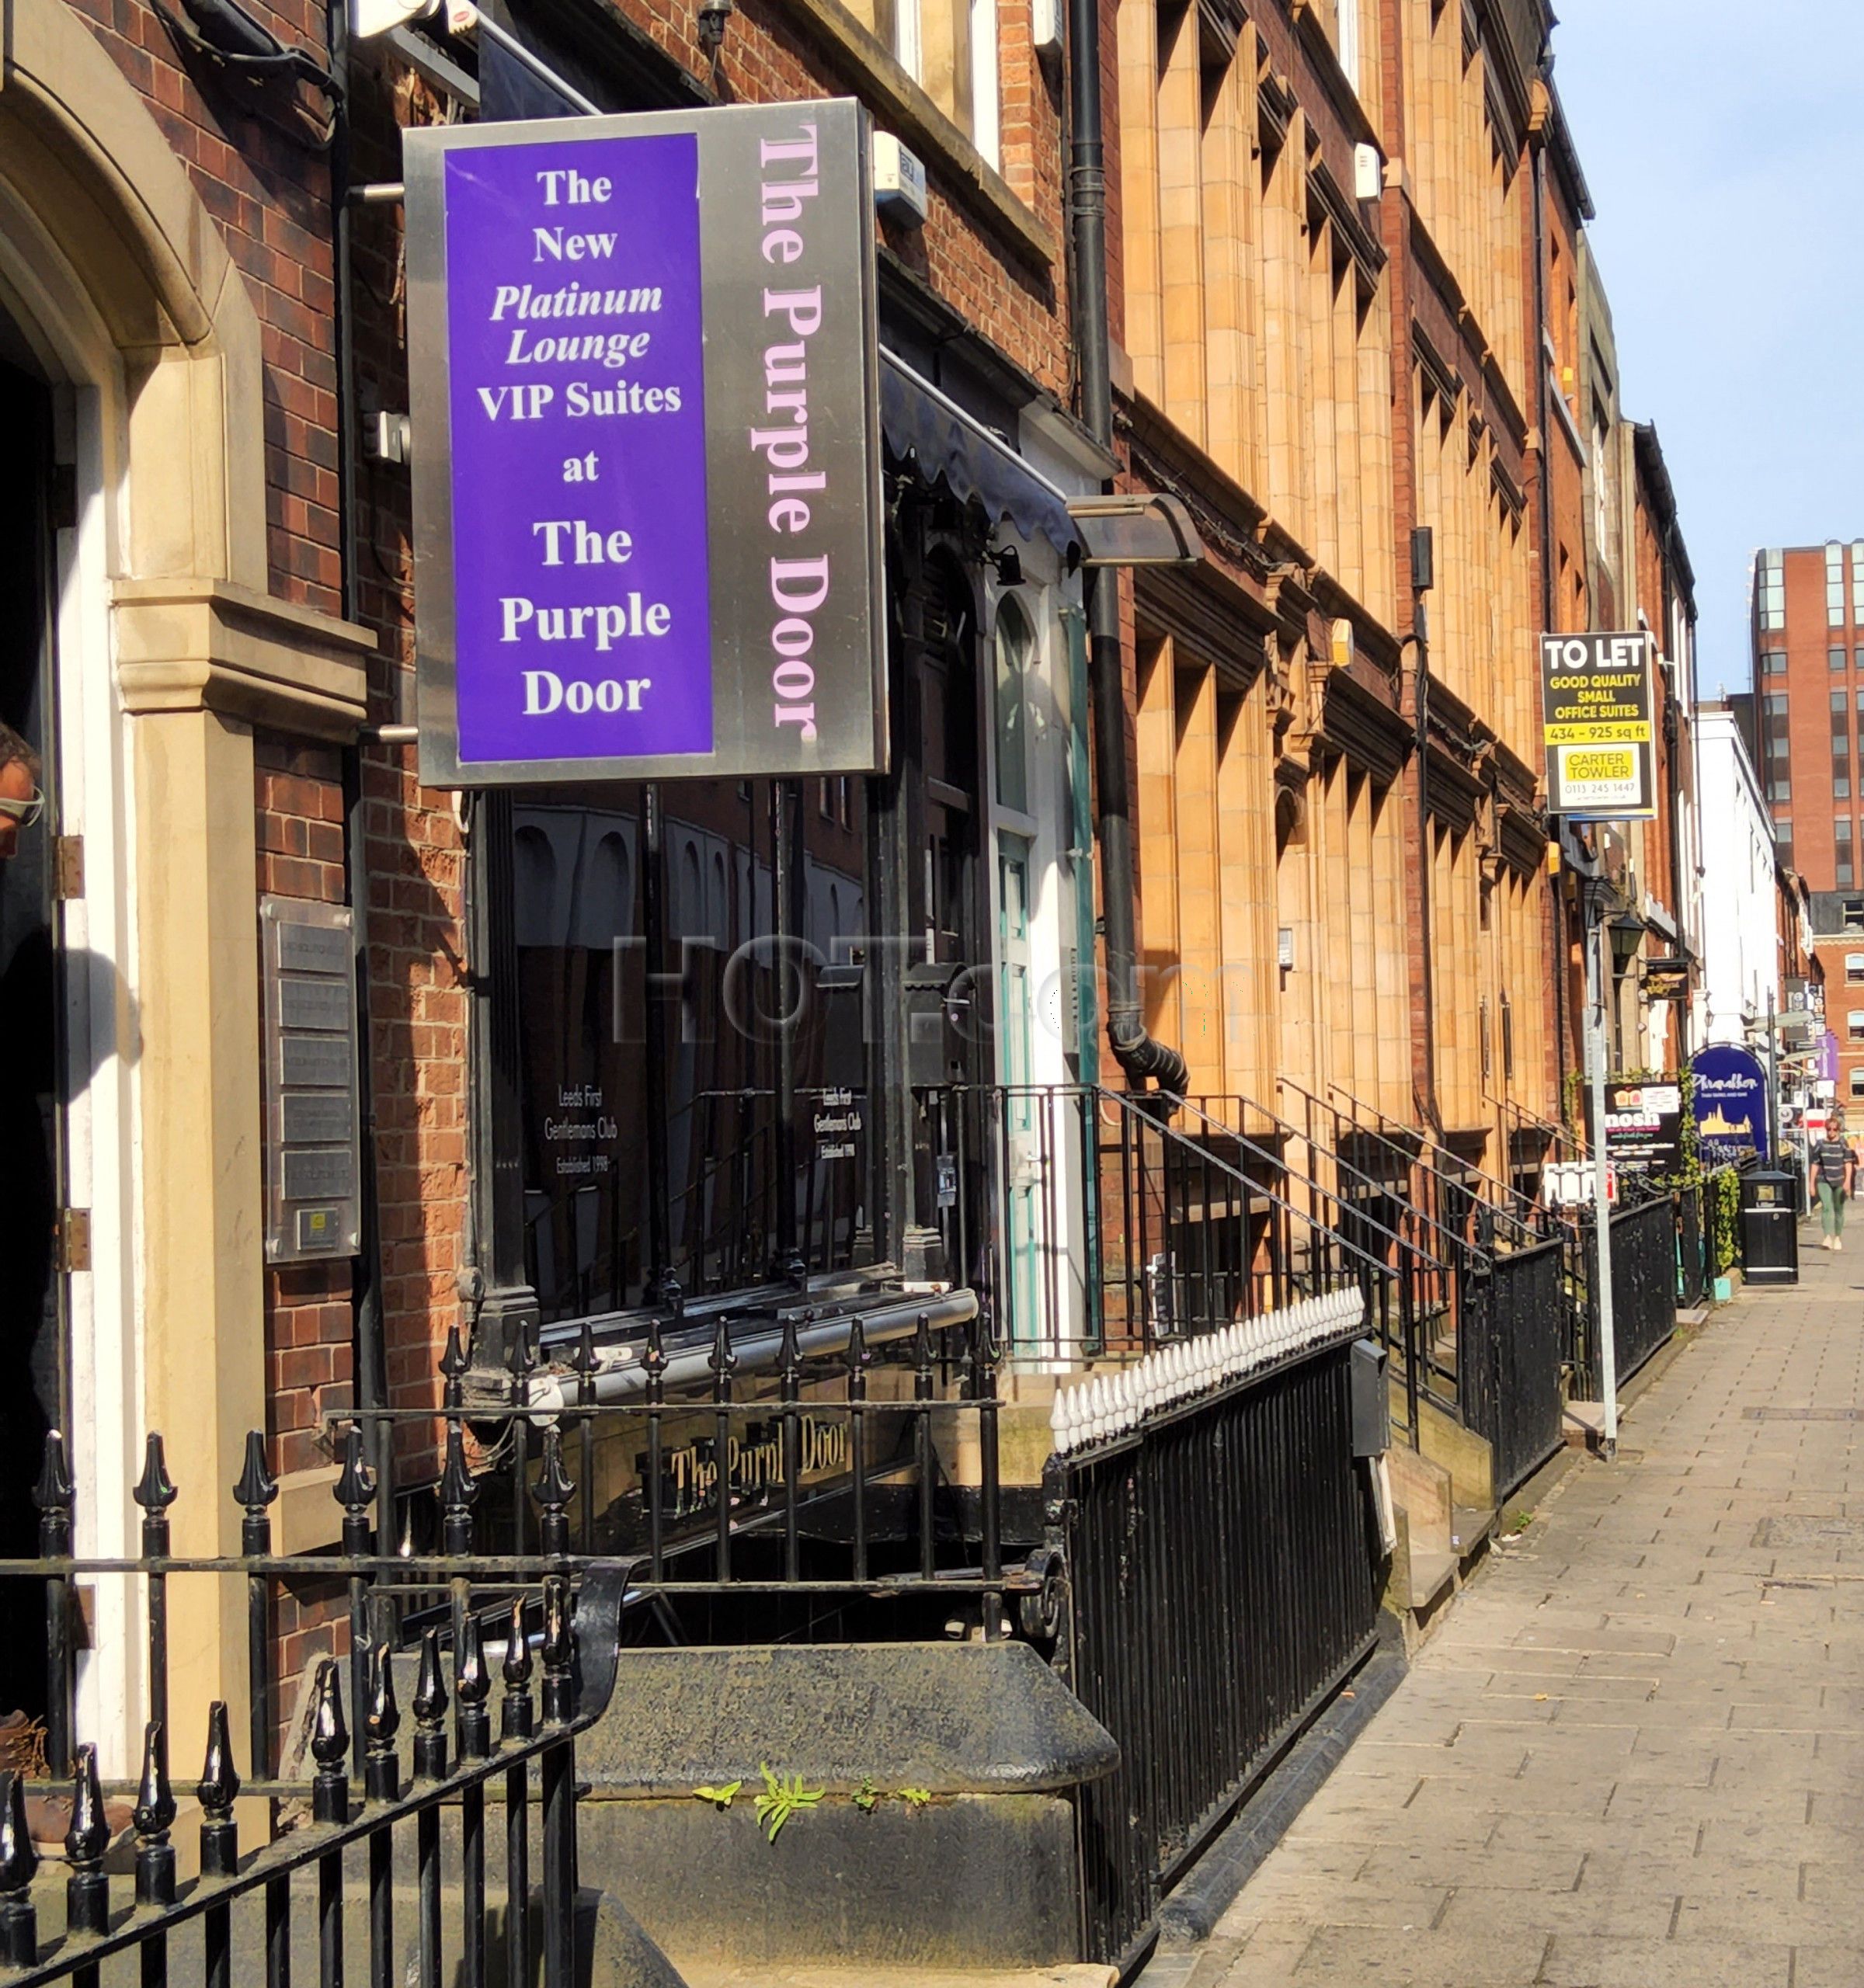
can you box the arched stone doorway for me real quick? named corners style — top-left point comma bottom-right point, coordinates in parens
top-left (0, 0), bottom-right (370, 1770)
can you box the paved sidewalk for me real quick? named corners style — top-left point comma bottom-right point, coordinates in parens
top-left (1179, 1222), bottom-right (1864, 1988)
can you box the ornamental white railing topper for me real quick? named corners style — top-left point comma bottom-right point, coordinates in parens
top-left (1048, 1287), bottom-right (1367, 1457)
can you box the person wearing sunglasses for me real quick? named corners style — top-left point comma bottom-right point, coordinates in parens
top-left (0, 725), bottom-right (40, 861)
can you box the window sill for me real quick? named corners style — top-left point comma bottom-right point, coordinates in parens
top-left (778, 0), bottom-right (1059, 273)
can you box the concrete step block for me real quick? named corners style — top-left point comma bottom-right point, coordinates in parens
top-left (1385, 1443), bottom-right (1452, 1559)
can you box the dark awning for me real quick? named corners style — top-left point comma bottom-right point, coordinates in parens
top-left (879, 349), bottom-right (1203, 570)
top-left (879, 349), bottom-right (1080, 561)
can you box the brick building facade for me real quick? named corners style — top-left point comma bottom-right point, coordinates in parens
top-left (1104, 0), bottom-right (1699, 1182)
top-left (0, 0), bottom-right (1127, 1765)
top-left (0, 0), bottom-right (1700, 1833)
top-left (1751, 542), bottom-right (1864, 892)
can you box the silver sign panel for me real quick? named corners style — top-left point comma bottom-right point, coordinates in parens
top-left (262, 896), bottom-right (363, 1263)
top-left (405, 99), bottom-right (887, 787)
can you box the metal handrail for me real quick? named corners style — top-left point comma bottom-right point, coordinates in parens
top-left (1181, 1090), bottom-right (1478, 1270)
top-left (1487, 1090), bottom-right (1583, 1160)
top-left (1084, 1084), bottom-right (1451, 1286)
top-left (1303, 1075), bottom-right (1553, 1239)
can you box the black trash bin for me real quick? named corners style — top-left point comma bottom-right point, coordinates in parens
top-left (1740, 1169), bottom-right (1800, 1285)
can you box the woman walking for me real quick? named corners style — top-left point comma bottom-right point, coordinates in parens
top-left (1810, 1118), bottom-right (1855, 1250)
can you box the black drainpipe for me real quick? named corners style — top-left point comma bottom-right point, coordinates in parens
top-left (1067, 0), bottom-right (1186, 1105)
top-left (1531, 99), bottom-right (1572, 1116)
top-left (326, 2), bottom-right (392, 1517)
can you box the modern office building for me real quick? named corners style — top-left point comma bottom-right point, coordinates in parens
top-left (1750, 541), bottom-right (1864, 889)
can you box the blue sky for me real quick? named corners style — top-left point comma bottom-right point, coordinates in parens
top-left (1549, 1), bottom-right (1864, 697)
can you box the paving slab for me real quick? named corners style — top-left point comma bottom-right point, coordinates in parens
top-left (1164, 1232), bottom-right (1864, 1988)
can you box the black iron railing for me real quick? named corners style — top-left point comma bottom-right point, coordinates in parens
top-left (1570, 1195), bottom-right (1680, 1399)
top-left (958, 1085), bottom-right (1450, 1434)
top-left (356, 1298), bottom-right (1020, 1637)
top-left (0, 1426), bottom-right (627, 1988)
top-left (1676, 1182), bottom-right (1706, 1307)
top-left (1459, 1235), bottom-right (1567, 1494)
top-left (1167, 1091), bottom-right (1469, 1417)
top-left (1045, 1318), bottom-right (1380, 1969)
top-left (1283, 1076), bottom-right (1562, 1252)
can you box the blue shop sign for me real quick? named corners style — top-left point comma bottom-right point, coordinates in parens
top-left (1690, 1043), bottom-right (1770, 1165)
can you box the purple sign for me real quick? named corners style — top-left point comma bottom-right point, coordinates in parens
top-left (407, 103), bottom-right (885, 789)
top-left (445, 134), bottom-right (711, 762)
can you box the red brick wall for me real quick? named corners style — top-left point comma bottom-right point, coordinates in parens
top-left (264, 1267), bottom-right (353, 1476)
top-left (83, 0), bottom-right (1083, 1493)
top-left (68, 0), bottom-right (342, 610)
top-left (1768, 547), bottom-right (1858, 895)
top-left (255, 738), bottom-right (356, 1480)
top-left (338, 0), bottom-right (1080, 1472)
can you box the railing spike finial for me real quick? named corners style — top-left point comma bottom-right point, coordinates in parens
top-left (65, 1742), bottom-right (107, 1861)
top-left (1049, 1388), bottom-right (1069, 1455)
top-left (33, 1430), bottom-right (72, 1519)
top-left (134, 1433), bottom-right (179, 1515)
top-left (364, 1640), bottom-right (401, 1802)
top-left (441, 1420), bottom-right (478, 1557)
top-left (504, 1596), bottom-right (535, 1694)
top-left (336, 1420), bottom-right (377, 1557)
top-left (64, 1742), bottom-right (110, 1938)
top-left (198, 1701), bottom-right (240, 1813)
top-left (233, 1429), bottom-right (278, 1514)
top-left (541, 1573), bottom-right (575, 1726)
top-left (534, 1423), bottom-right (576, 1559)
top-left (413, 1627), bottom-right (450, 1782)
top-left (0, 1773), bottom-right (37, 1967)
top-left (708, 1312), bottom-right (738, 1392)
top-left (196, 1701), bottom-right (241, 1876)
top-left (440, 1322), bottom-right (468, 1412)
top-left (572, 1315), bottom-right (600, 1416)
top-left (455, 1610), bottom-right (491, 1760)
top-left (502, 1594), bottom-right (535, 1743)
top-left (311, 1660), bottom-right (350, 1825)
top-left (336, 1420), bottom-right (376, 1510)
top-left (132, 1720), bottom-right (176, 1908)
